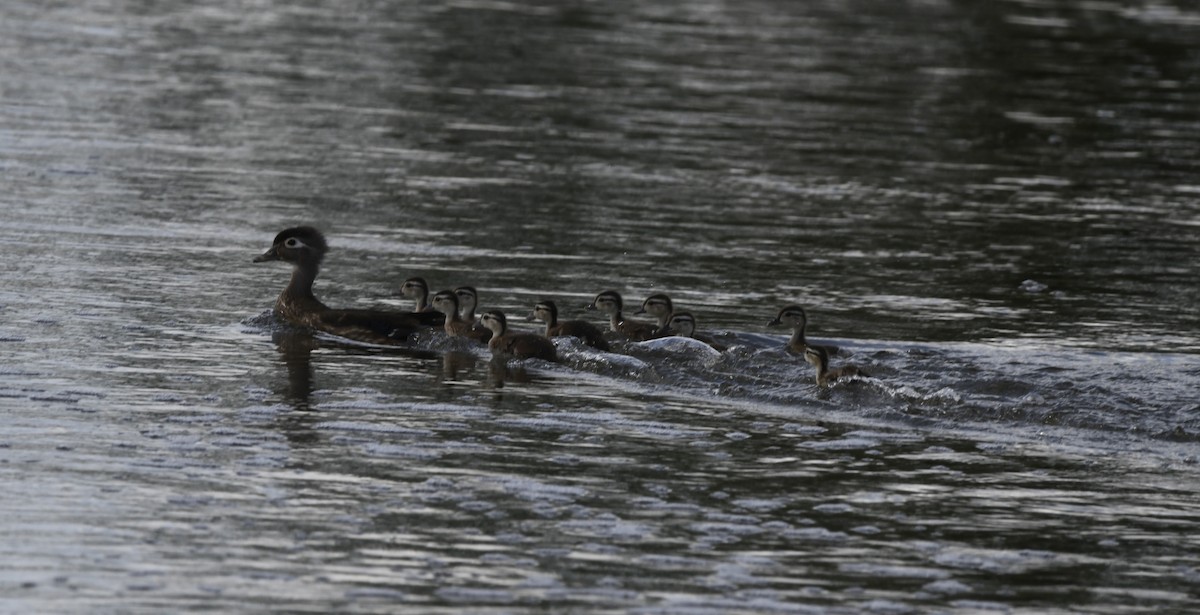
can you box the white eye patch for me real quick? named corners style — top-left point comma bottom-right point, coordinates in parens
top-left (284, 238), bottom-right (305, 249)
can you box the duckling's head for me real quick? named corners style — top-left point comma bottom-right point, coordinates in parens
top-left (665, 311), bottom-right (696, 336)
top-left (431, 290), bottom-right (460, 316)
top-left (637, 293), bottom-right (673, 318)
top-left (454, 287), bottom-right (479, 315)
top-left (400, 277), bottom-right (429, 299)
top-left (532, 300), bottom-right (558, 323)
top-left (804, 345), bottom-right (829, 370)
top-left (479, 310), bottom-right (508, 335)
top-left (587, 290), bottom-right (623, 314)
top-left (767, 305), bottom-right (807, 329)
top-left (254, 226), bottom-right (328, 265)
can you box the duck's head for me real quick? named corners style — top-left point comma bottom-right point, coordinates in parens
top-left (479, 310), bottom-right (508, 335)
top-left (254, 226), bottom-right (328, 266)
top-left (400, 277), bottom-right (429, 299)
top-left (587, 290), bottom-right (623, 314)
top-left (636, 293), bottom-right (673, 318)
top-left (665, 311), bottom-right (696, 336)
top-left (454, 286), bottom-right (479, 315)
top-left (431, 290), bottom-right (460, 316)
top-left (768, 305), bottom-right (807, 328)
top-left (532, 300), bottom-right (558, 323)
top-left (804, 345), bottom-right (829, 369)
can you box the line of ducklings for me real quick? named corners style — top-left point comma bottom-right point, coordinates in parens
top-left (255, 226), bottom-right (868, 387)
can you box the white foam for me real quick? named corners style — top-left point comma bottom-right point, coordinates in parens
top-left (314, 421), bottom-right (434, 436)
top-left (799, 438), bottom-right (882, 451)
top-left (732, 498), bottom-right (788, 512)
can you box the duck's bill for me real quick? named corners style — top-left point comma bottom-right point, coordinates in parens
top-left (253, 247), bottom-right (279, 263)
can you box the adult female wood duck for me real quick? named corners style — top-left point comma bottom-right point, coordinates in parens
top-left (431, 290), bottom-right (492, 343)
top-left (480, 310), bottom-right (558, 362)
top-left (766, 305), bottom-right (839, 355)
top-left (253, 226), bottom-right (443, 345)
top-left (586, 290), bottom-right (659, 341)
top-left (803, 345), bottom-right (867, 387)
top-left (531, 300), bottom-right (610, 351)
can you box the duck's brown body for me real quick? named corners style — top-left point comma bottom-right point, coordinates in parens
top-left (587, 290), bottom-right (658, 341)
top-left (254, 227), bottom-right (443, 345)
top-left (533, 301), bottom-right (610, 351)
top-left (481, 310), bottom-right (557, 362)
top-left (804, 346), bottom-right (867, 387)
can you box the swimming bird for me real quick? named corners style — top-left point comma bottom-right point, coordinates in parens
top-left (253, 226), bottom-right (443, 344)
top-left (399, 276), bottom-right (434, 313)
top-left (586, 290), bottom-right (659, 341)
top-left (635, 293), bottom-right (675, 334)
top-left (661, 311), bottom-right (726, 352)
top-left (480, 310), bottom-right (557, 362)
top-left (531, 300), bottom-right (611, 351)
top-left (767, 305), bottom-right (838, 355)
top-left (431, 290), bottom-right (492, 343)
top-left (803, 345), bottom-right (867, 387)
top-left (454, 286), bottom-right (480, 321)
top-left (452, 286), bottom-right (494, 341)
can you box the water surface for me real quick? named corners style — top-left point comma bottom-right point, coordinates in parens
top-left (2, 0), bottom-right (1199, 612)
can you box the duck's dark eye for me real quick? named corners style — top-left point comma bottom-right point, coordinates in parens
top-left (284, 238), bottom-right (301, 248)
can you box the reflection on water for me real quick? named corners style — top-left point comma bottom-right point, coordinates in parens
top-left (2, 0), bottom-right (1200, 612)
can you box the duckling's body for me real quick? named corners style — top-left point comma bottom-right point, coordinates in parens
top-left (532, 300), bottom-right (610, 351)
top-left (662, 311), bottom-right (726, 352)
top-left (636, 293), bottom-right (674, 334)
top-left (804, 346), bottom-right (867, 387)
top-left (481, 310), bottom-right (557, 362)
top-left (432, 290), bottom-right (492, 343)
top-left (586, 290), bottom-right (658, 341)
top-left (767, 305), bottom-right (838, 356)
top-left (254, 227), bottom-right (443, 345)
top-left (400, 277), bottom-right (434, 312)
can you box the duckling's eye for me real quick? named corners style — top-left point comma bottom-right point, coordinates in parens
top-left (284, 238), bottom-right (301, 248)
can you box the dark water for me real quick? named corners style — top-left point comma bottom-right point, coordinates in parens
top-left (2, 0), bottom-right (1199, 612)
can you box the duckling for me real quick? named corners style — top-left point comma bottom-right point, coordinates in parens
top-left (586, 290), bottom-right (659, 341)
top-left (635, 293), bottom-right (674, 334)
top-left (661, 311), bottom-right (727, 352)
top-left (399, 276), bottom-right (435, 313)
top-left (766, 305), bottom-right (838, 355)
top-left (531, 300), bottom-right (611, 351)
top-left (454, 286), bottom-right (480, 321)
top-left (254, 226), bottom-right (443, 345)
top-left (480, 310), bottom-right (557, 362)
top-left (431, 290), bottom-right (492, 343)
top-left (453, 286), bottom-right (494, 341)
top-left (804, 345), bottom-right (867, 387)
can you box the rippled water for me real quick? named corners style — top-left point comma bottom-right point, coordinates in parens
top-left (2, 0), bottom-right (1199, 612)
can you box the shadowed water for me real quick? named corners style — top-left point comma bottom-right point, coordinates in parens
top-left (2, 0), bottom-right (1199, 612)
